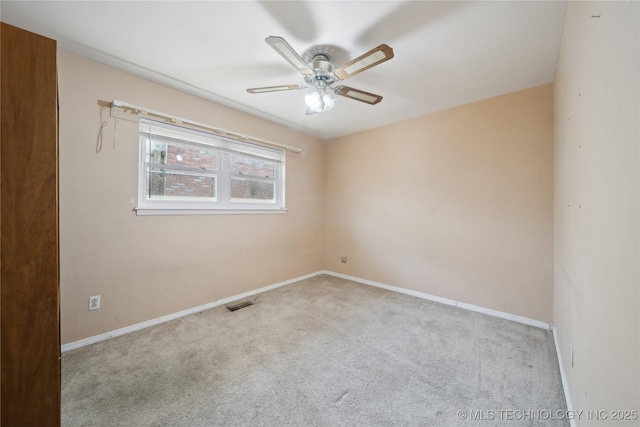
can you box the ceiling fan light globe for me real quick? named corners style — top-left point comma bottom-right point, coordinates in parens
top-left (305, 89), bottom-right (336, 113)
top-left (305, 92), bottom-right (323, 112)
top-left (322, 94), bottom-right (335, 111)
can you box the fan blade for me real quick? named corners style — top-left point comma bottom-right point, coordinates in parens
top-left (334, 86), bottom-right (383, 105)
top-left (265, 36), bottom-right (315, 77)
top-left (333, 44), bottom-right (394, 81)
top-left (247, 85), bottom-right (306, 94)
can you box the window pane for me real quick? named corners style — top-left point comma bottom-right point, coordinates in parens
top-left (149, 139), bottom-right (217, 170)
top-left (230, 153), bottom-right (274, 178)
top-left (148, 141), bottom-right (167, 164)
top-left (230, 178), bottom-right (275, 203)
top-left (148, 167), bottom-right (216, 201)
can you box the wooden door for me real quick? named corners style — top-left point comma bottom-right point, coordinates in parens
top-left (1, 23), bottom-right (60, 425)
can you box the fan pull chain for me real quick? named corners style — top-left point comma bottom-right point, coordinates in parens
top-left (96, 106), bottom-right (108, 153)
top-left (113, 116), bottom-right (118, 149)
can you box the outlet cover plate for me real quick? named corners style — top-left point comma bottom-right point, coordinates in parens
top-left (89, 295), bottom-right (101, 311)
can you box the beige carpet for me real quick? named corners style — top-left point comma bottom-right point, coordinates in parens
top-left (62, 274), bottom-right (568, 426)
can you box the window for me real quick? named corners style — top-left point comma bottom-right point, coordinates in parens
top-left (137, 118), bottom-right (285, 215)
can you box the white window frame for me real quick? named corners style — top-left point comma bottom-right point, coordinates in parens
top-left (137, 118), bottom-right (286, 215)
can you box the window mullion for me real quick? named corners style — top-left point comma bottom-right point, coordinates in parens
top-left (146, 162), bottom-right (216, 175)
top-left (219, 152), bottom-right (231, 208)
top-left (277, 158), bottom-right (283, 208)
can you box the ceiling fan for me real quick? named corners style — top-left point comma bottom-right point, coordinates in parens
top-left (247, 36), bottom-right (394, 114)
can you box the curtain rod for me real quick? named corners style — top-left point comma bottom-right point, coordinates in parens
top-left (97, 99), bottom-right (302, 154)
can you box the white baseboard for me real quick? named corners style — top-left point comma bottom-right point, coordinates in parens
top-left (61, 271), bottom-right (319, 352)
top-left (62, 269), bottom-right (550, 352)
top-left (320, 270), bottom-right (551, 330)
top-left (552, 326), bottom-right (576, 427)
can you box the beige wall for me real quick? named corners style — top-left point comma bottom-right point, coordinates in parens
top-left (554, 1), bottom-right (639, 422)
top-left (324, 84), bottom-right (554, 323)
top-left (60, 51), bottom-right (555, 345)
top-left (58, 52), bottom-right (325, 344)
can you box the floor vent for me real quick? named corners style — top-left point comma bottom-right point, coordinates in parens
top-left (226, 301), bottom-right (254, 312)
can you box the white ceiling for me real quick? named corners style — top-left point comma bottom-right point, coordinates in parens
top-left (1, 1), bottom-right (566, 140)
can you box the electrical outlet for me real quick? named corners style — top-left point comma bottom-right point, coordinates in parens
top-left (341, 255), bottom-right (347, 263)
top-left (89, 295), bottom-right (101, 311)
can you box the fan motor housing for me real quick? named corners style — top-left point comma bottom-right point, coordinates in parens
top-left (305, 54), bottom-right (335, 86)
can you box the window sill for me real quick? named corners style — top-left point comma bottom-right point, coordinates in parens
top-left (134, 207), bottom-right (287, 216)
